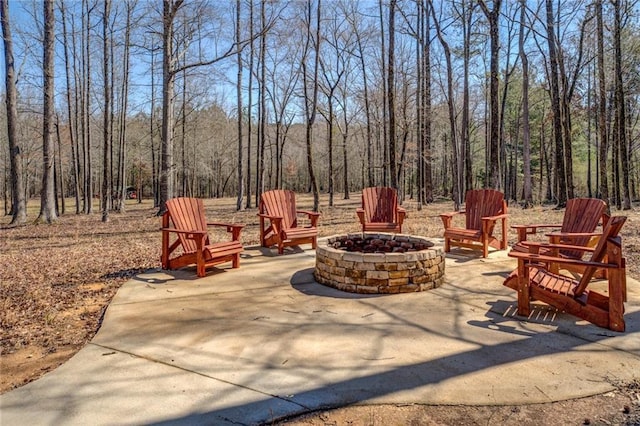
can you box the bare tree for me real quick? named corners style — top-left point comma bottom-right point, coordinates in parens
top-left (345, 4), bottom-right (374, 187)
top-left (37, 0), bottom-right (57, 223)
top-left (613, 0), bottom-right (630, 210)
top-left (388, 0), bottom-right (397, 190)
top-left (518, 0), bottom-right (532, 207)
top-left (596, 0), bottom-right (609, 209)
top-left (115, 0), bottom-right (133, 213)
top-left (478, 0), bottom-right (501, 190)
top-left (301, 0), bottom-right (321, 211)
top-left (431, 1), bottom-right (460, 208)
top-left (235, 0), bottom-right (244, 210)
top-left (60, 0), bottom-right (81, 214)
top-left (101, 0), bottom-right (112, 222)
top-left (544, 0), bottom-right (567, 206)
top-left (1, 0), bottom-right (26, 225)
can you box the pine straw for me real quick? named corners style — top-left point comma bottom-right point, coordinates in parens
top-left (1, 194), bottom-right (638, 393)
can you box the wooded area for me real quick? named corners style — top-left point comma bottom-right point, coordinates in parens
top-left (1, 0), bottom-right (639, 225)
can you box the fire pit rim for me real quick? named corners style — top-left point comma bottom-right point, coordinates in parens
top-left (315, 232), bottom-right (445, 294)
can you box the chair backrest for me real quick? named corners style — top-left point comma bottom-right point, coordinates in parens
top-left (574, 215), bottom-right (626, 296)
top-left (560, 198), bottom-right (608, 258)
top-left (464, 189), bottom-right (505, 231)
top-left (166, 197), bottom-right (209, 254)
top-left (260, 189), bottom-right (298, 229)
top-left (361, 187), bottom-right (399, 223)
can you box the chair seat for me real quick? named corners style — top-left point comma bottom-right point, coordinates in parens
top-left (283, 227), bottom-right (318, 240)
top-left (443, 227), bottom-right (482, 240)
top-left (529, 267), bottom-right (575, 296)
top-left (204, 241), bottom-right (244, 261)
top-left (362, 222), bottom-right (402, 232)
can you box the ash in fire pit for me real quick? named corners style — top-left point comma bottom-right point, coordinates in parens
top-left (315, 233), bottom-right (445, 294)
top-left (331, 235), bottom-right (434, 253)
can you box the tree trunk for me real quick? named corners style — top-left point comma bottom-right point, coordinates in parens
top-left (101, 0), bottom-right (111, 223)
top-left (159, 0), bottom-right (183, 213)
top-left (0, 0), bottom-right (26, 225)
top-left (479, 0), bottom-right (502, 190)
top-left (519, 0), bottom-right (532, 207)
top-left (613, 0), bottom-right (630, 209)
top-left (431, 1), bottom-right (460, 208)
top-left (545, 0), bottom-right (567, 207)
top-left (596, 0), bottom-right (609, 209)
top-left (236, 0), bottom-right (244, 211)
top-left (245, 0), bottom-right (254, 209)
top-left (302, 0), bottom-right (321, 211)
top-left (37, 0), bottom-right (57, 223)
top-left (388, 0), bottom-right (397, 190)
top-left (60, 0), bottom-right (81, 214)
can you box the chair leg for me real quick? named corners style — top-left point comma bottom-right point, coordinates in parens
top-left (232, 253), bottom-right (240, 269)
top-left (517, 263), bottom-right (531, 317)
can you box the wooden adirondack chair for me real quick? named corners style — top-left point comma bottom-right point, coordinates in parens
top-left (356, 187), bottom-right (407, 233)
top-left (504, 216), bottom-right (627, 332)
top-left (511, 198), bottom-right (609, 269)
top-left (259, 190), bottom-right (320, 254)
top-left (440, 189), bottom-right (508, 258)
top-left (161, 197), bottom-right (244, 277)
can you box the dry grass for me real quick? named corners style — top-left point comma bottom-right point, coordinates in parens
top-left (1, 193), bottom-right (638, 395)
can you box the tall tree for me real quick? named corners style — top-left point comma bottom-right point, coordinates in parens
top-left (236, 0), bottom-right (244, 211)
top-left (518, 0), bottom-right (532, 207)
top-left (301, 0), bottom-right (321, 211)
top-left (60, 0), bottom-right (81, 214)
top-left (37, 0), bottom-right (57, 223)
top-left (431, 1), bottom-right (460, 208)
top-left (478, 0), bottom-right (502, 190)
top-left (346, 5), bottom-right (374, 187)
top-left (115, 0), bottom-right (133, 213)
top-left (613, 0), bottom-right (630, 209)
top-left (544, 0), bottom-right (567, 207)
top-left (1, 0), bottom-right (26, 225)
top-left (101, 0), bottom-right (112, 222)
top-left (596, 0), bottom-right (609, 209)
top-left (388, 0), bottom-right (397, 190)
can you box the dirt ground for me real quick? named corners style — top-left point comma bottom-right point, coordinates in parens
top-left (1, 195), bottom-right (639, 425)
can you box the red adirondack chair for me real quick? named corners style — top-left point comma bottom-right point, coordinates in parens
top-left (440, 189), bottom-right (508, 258)
top-left (356, 187), bottom-right (406, 233)
top-left (259, 190), bottom-right (320, 254)
top-left (161, 197), bottom-right (244, 277)
top-left (505, 216), bottom-right (627, 332)
top-left (508, 198), bottom-right (609, 280)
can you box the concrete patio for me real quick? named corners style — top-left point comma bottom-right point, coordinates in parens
top-left (1, 238), bottom-right (639, 425)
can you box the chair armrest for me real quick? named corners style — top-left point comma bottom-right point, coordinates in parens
top-left (508, 250), bottom-right (617, 269)
top-left (207, 222), bottom-right (245, 229)
top-left (440, 211), bottom-right (464, 229)
top-left (511, 223), bottom-right (561, 242)
top-left (258, 213), bottom-right (283, 221)
top-left (545, 231), bottom-right (601, 239)
top-left (161, 228), bottom-right (207, 237)
top-left (516, 240), bottom-right (596, 254)
top-left (207, 222), bottom-right (245, 240)
top-left (440, 211), bottom-right (464, 219)
top-left (297, 210), bottom-right (320, 227)
top-left (397, 207), bottom-right (407, 224)
top-left (482, 213), bottom-right (508, 222)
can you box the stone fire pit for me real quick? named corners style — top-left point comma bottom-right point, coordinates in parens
top-left (314, 233), bottom-right (445, 294)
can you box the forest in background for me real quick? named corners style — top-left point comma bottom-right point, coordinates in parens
top-left (1, 0), bottom-right (640, 225)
